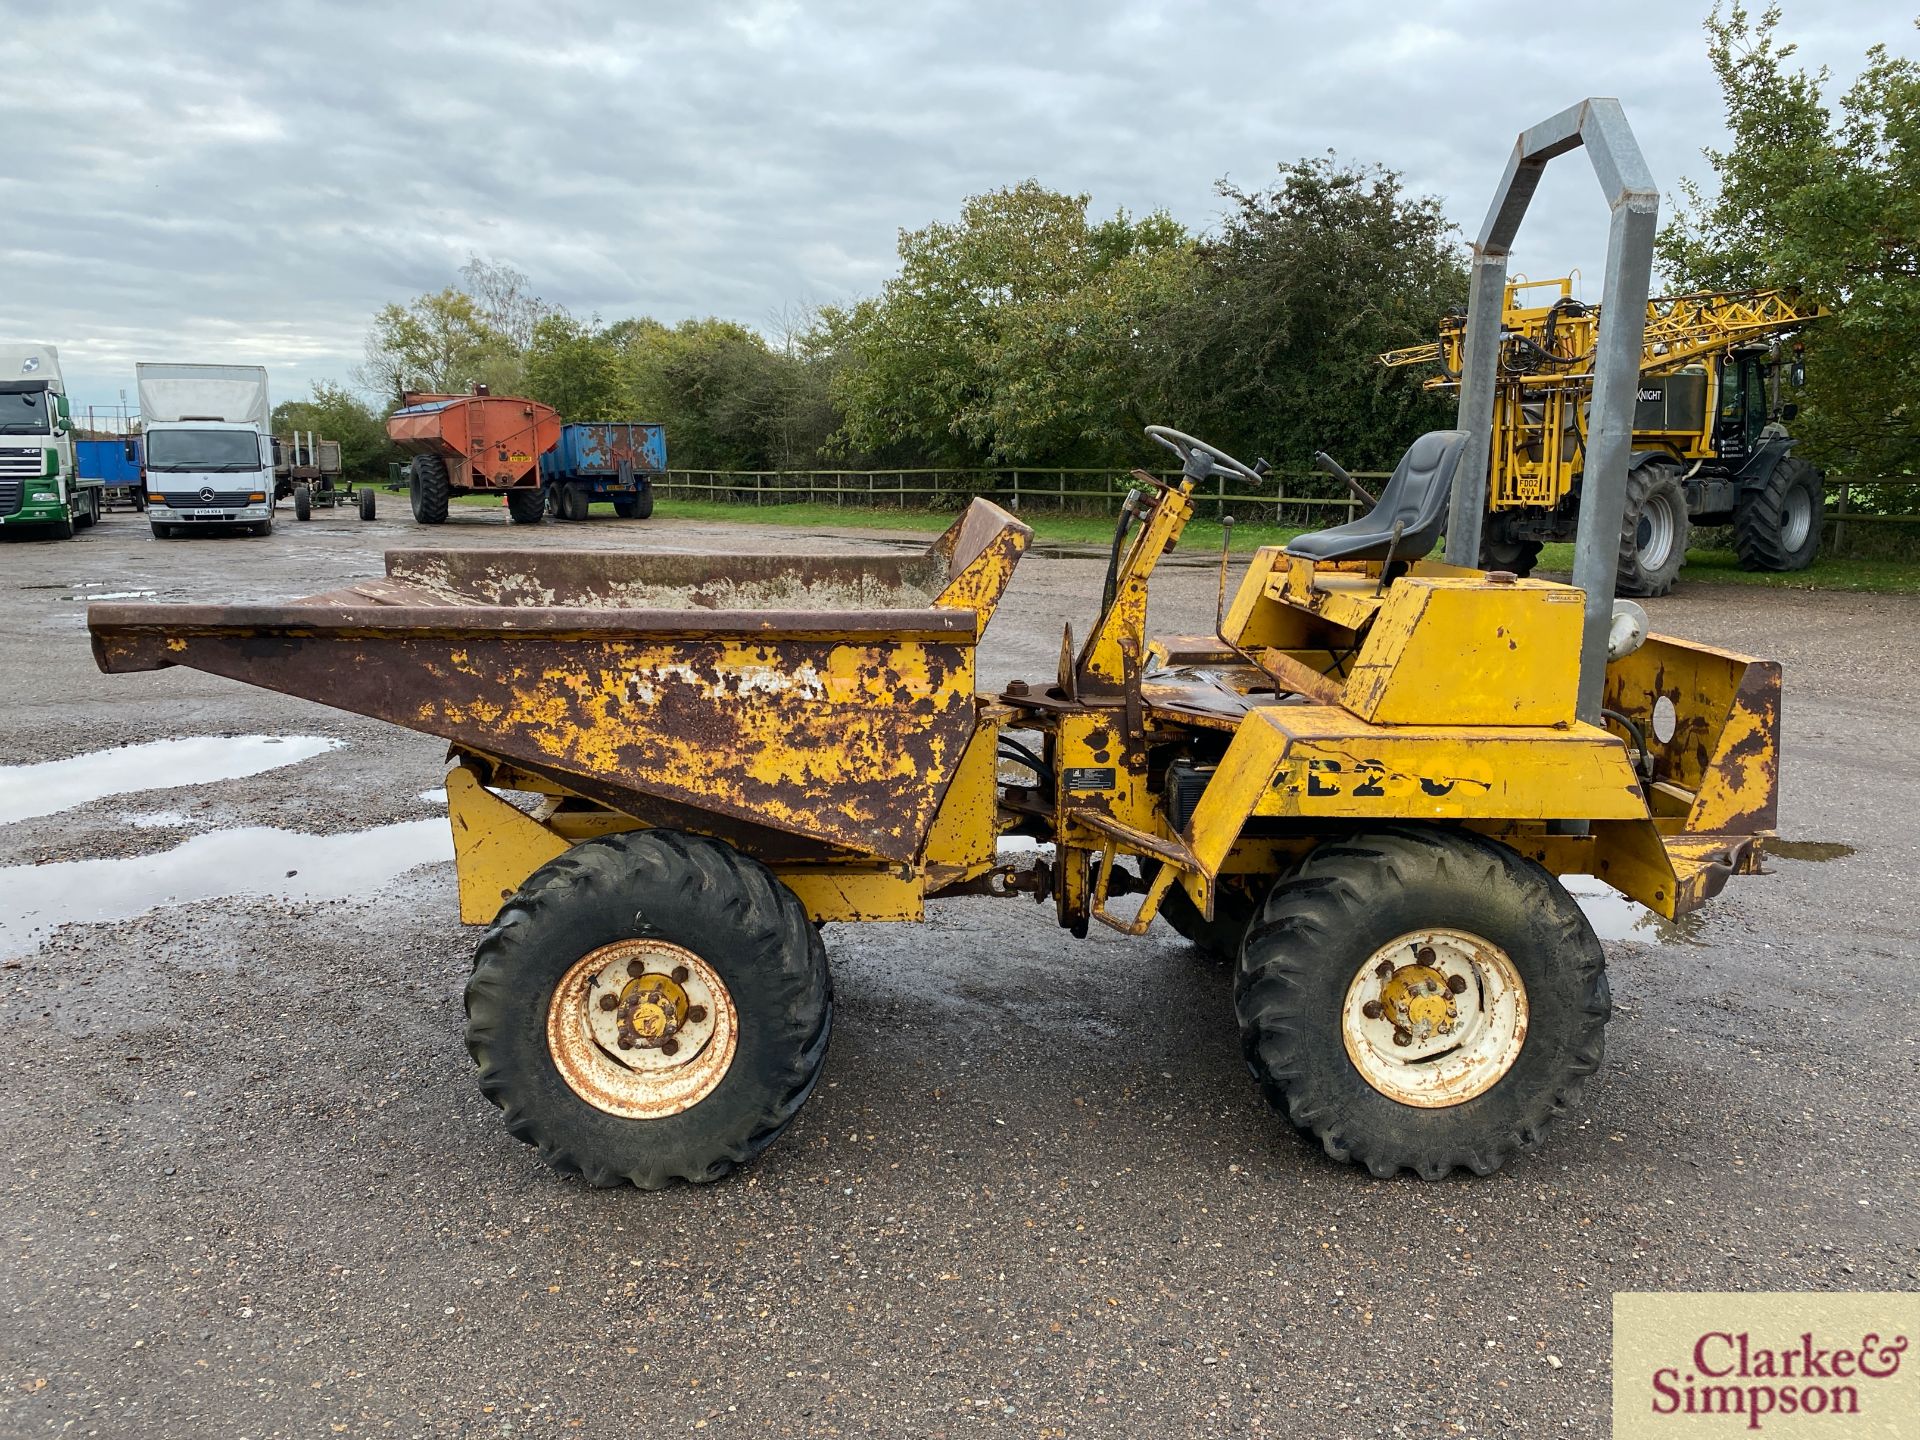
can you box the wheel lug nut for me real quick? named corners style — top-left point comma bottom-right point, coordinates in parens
top-left (616, 1035), bottom-right (635, 1050)
top-left (686, 1005), bottom-right (707, 1024)
top-left (1415, 945), bottom-right (1436, 964)
top-left (1361, 1001), bottom-right (1385, 1020)
top-left (598, 994), bottom-right (618, 1011)
top-left (1375, 961), bottom-right (1394, 980)
top-left (1447, 974), bottom-right (1468, 994)
top-left (660, 1039), bottom-right (679, 1057)
top-left (670, 965), bottom-right (690, 984)
top-left (1391, 1028), bottom-right (1413, 1047)
top-left (626, 960), bottom-right (645, 978)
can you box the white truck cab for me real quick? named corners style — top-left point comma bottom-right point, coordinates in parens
top-left (135, 363), bottom-right (276, 537)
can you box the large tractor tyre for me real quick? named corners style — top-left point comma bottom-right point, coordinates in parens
top-left (1615, 460), bottom-right (1691, 598)
top-left (465, 830), bottom-right (832, 1189)
top-left (410, 454), bottom-right (450, 525)
top-left (1160, 877), bottom-right (1261, 963)
top-left (1236, 827), bottom-right (1609, 1180)
top-left (1733, 457), bottom-right (1822, 572)
top-left (293, 483), bottom-right (313, 521)
top-left (507, 487), bottom-right (547, 525)
top-left (1478, 535), bottom-right (1543, 577)
top-left (358, 487), bottom-right (377, 521)
top-left (614, 486), bottom-right (655, 520)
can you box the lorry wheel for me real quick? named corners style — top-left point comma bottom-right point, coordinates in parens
top-left (150, 523), bottom-right (173, 540)
top-left (559, 484), bottom-right (590, 522)
top-left (1615, 459), bottom-right (1690, 597)
top-left (76, 494), bottom-right (98, 529)
top-left (1236, 827), bottom-right (1609, 1180)
top-left (251, 518), bottom-right (273, 536)
top-left (466, 830), bottom-right (832, 1188)
top-left (51, 516), bottom-right (75, 540)
top-left (1733, 457), bottom-right (1821, 572)
top-left (410, 455), bottom-right (450, 525)
top-left (507, 488), bottom-right (546, 525)
top-left (294, 484), bottom-right (312, 521)
top-left (615, 487), bottom-right (655, 520)
top-left (358, 488), bottom-right (377, 521)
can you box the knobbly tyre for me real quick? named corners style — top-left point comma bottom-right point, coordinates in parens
top-left (85, 424), bottom-right (1779, 1186)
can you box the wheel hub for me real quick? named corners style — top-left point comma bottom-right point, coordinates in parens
top-left (548, 939), bottom-right (737, 1119)
top-left (1342, 929), bottom-right (1529, 1109)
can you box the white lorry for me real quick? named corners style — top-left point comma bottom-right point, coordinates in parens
top-left (0, 342), bottom-right (102, 538)
top-left (135, 362), bottom-right (276, 537)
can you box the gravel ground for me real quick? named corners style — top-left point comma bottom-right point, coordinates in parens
top-left (1, 501), bottom-right (1915, 1437)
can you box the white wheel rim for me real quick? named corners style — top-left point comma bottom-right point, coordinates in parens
top-left (546, 939), bottom-right (738, 1119)
top-left (1782, 485), bottom-right (1813, 551)
top-left (1341, 929), bottom-right (1528, 1109)
top-left (1636, 491), bottom-right (1676, 571)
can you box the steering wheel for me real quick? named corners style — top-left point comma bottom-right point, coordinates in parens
top-left (1144, 425), bottom-right (1266, 483)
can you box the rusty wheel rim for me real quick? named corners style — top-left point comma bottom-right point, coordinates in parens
top-left (546, 939), bottom-right (738, 1120)
top-left (1340, 929), bottom-right (1528, 1110)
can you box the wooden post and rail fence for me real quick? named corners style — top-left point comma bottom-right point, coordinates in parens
top-left (650, 467), bottom-right (1920, 552)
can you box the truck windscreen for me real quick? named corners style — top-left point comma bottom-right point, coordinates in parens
top-left (146, 429), bottom-right (263, 472)
top-left (0, 386), bottom-right (50, 435)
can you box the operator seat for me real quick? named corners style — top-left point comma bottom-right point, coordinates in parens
top-left (1285, 429), bottom-right (1469, 563)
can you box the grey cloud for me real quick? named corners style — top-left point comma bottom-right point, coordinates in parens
top-left (1, 0), bottom-right (1903, 413)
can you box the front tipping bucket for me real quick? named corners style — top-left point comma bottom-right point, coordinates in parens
top-left (89, 500), bottom-right (1031, 864)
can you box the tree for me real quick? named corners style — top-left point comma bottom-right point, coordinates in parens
top-left (523, 313), bottom-right (621, 419)
top-left (271, 381), bottom-right (393, 478)
top-left (826, 182), bottom-right (1197, 467)
top-left (1660, 5), bottom-right (1920, 476)
top-left (1145, 156), bottom-right (1467, 473)
top-left (355, 288), bottom-right (512, 403)
top-left (459, 257), bottom-right (556, 353)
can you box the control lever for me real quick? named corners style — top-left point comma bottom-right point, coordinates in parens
top-left (1314, 450), bottom-right (1377, 507)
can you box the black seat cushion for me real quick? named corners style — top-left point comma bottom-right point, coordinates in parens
top-left (1286, 430), bottom-right (1469, 563)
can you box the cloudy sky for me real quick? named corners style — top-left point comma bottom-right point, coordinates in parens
top-left (2, 0), bottom-right (1908, 417)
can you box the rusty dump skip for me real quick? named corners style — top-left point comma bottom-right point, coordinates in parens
top-left (88, 499), bottom-right (1032, 864)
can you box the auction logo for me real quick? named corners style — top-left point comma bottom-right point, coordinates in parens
top-left (1616, 1294), bottom-right (1916, 1437)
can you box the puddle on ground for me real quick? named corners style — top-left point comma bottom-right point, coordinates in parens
top-left (418, 788), bottom-right (447, 806)
top-left (0, 819), bottom-right (453, 959)
top-left (61, 589), bottom-right (155, 601)
top-left (1768, 839), bottom-right (1856, 863)
top-left (1563, 875), bottom-right (1707, 946)
top-left (0, 735), bottom-right (341, 827)
top-left (124, 810), bottom-right (192, 830)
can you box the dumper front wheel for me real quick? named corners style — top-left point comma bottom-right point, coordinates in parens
top-left (1236, 828), bottom-right (1608, 1179)
top-left (465, 831), bottom-right (831, 1189)
top-left (410, 455), bottom-right (450, 524)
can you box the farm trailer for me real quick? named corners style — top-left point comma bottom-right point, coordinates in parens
top-left (387, 389), bottom-right (560, 526)
top-left (540, 421), bottom-right (665, 521)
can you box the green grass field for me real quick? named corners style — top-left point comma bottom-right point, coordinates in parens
top-left (447, 492), bottom-right (1920, 593)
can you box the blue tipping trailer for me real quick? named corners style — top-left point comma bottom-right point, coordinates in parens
top-left (538, 421), bottom-right (666, 521)
top-left (77, 437), bottom-right (144, 511)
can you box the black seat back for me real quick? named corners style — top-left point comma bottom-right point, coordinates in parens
top-left (1286, 430), bottom-right (1469, 563)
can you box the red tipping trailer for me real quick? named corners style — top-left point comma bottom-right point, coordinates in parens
top-left (386, 388), bottom-right (561, 526)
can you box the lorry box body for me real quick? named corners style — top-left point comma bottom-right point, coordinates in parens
top-left (135, 362), bottom-right (275, 536)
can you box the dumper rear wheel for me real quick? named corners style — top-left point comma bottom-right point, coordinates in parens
top-left (465, 831), bottom-right (831, 1189)
top-left (507, 488), bottom-right (546, 525)
top-left (410, 455), bottom-right (450, 524)
top-left (1236, 828), bottom-right (1608, 1179)
top-left (614, 487), bottom-right (654, 520)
